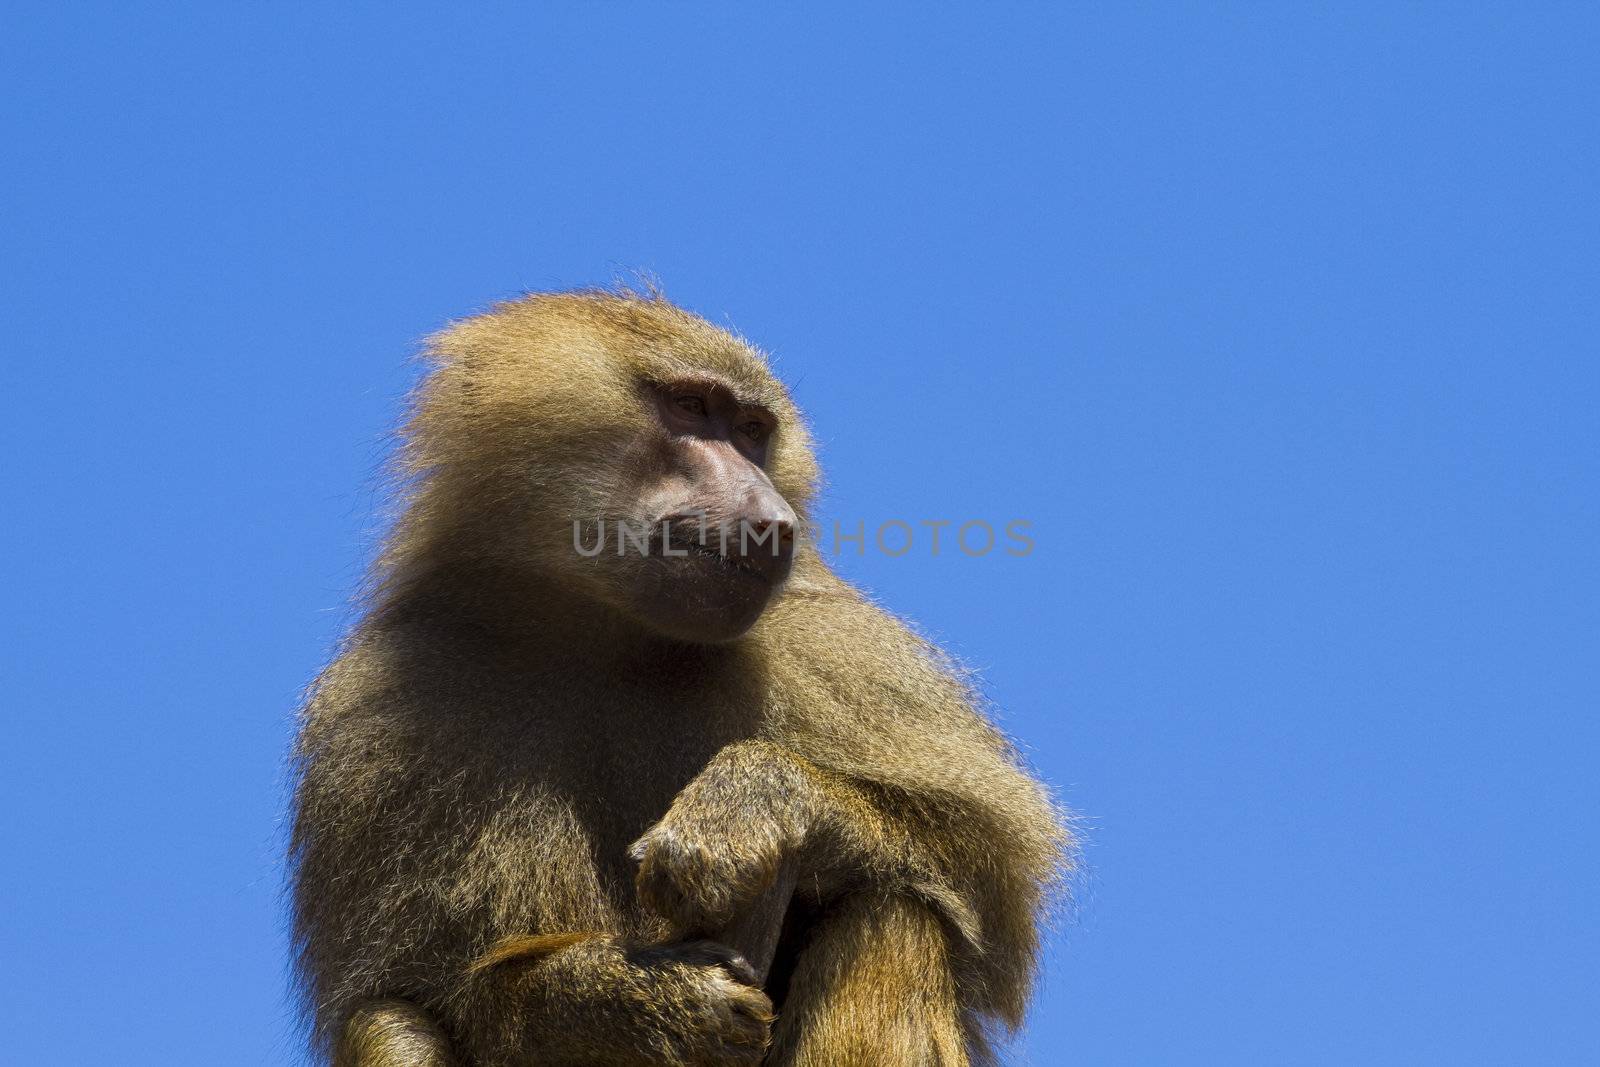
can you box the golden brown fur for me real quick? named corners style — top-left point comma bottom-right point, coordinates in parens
top-left (290, 290), bottom-right (1069, 1065)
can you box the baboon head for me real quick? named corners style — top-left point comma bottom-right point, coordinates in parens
top-left (390, 291), bottom-right (819, 644)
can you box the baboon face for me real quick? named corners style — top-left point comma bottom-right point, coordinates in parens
top-left (410, 296), bottom-right (816, 644)
top-left (590, 376), bottom-right (798, 644)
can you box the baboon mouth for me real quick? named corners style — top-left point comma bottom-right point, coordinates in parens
top-left (665, 533), bottom-right (775, 586)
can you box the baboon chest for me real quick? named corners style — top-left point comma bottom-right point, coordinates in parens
top-left (486, 669), bottom-right (770, 885)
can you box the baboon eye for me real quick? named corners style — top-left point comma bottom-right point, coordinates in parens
top-left (675, 395), bottom-right (707, 417)
top-left (737, 421), bottom-right (766, 441)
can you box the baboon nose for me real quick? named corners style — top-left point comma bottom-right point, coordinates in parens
top-left (735, 483), bottom-right (797, 559)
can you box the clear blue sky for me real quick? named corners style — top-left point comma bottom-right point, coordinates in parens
top-left (3, 5), bottom-right (1596, 1064)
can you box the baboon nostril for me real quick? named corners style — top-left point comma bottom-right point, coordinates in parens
top-left (752, 518), bottom-right (794, 542)
top-left (736, 517), bottom-right (795, 557)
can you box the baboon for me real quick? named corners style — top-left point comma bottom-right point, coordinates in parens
top-left (290, 290), bottom-right (1069, 1066)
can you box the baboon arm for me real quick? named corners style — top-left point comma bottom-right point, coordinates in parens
top-left (767, 893), bottom-right (975, 1067)
top-left (632, 740), bottom-right (947, 938)
top-left (335, 999), bottom-right (459, 1067)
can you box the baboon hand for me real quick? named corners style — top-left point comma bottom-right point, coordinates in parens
top-left (630, 813), bottom-right (787, 934)
top-left (631, 742), bottom-right (814, 934)
top-left (631, 940), bottom-right (774, 1065)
